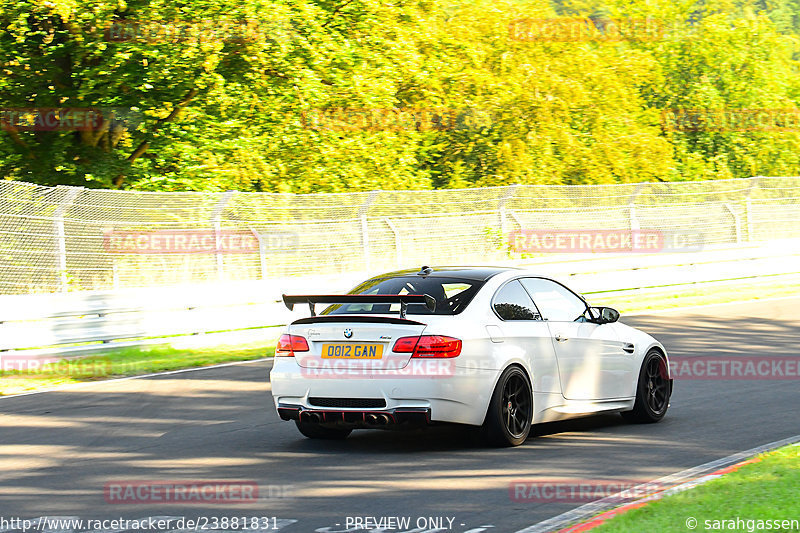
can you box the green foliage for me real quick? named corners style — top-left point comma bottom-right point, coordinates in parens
top-left (0, 0), bottom-right (799, 191)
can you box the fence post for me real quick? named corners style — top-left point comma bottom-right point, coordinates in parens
top-left (360, 215), bottom-right (370, 270)
top-left (498, 184), bottom-right (520, 238)
top-left (724, 203), bottom-right (742, 243)
top-left (211, 191), bottom-right (235, 282)
top-left (53, 186), bottom-right (82, 292)
top-left (246, 227), bottom-right (269, 281)
top-left (384, 217), bottom-right (402, 267)
top-left (628, 183), bottom-right (645, 231)
top-left (745, 176), bottom-right (760, 242)
top-left (358, 191), bottom-right (379, 269)
top-left (111, 260), bottom-right (120, 290)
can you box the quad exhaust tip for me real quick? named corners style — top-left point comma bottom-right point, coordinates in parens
top-left (365, 414), bottom-right (391, 425)
top-left (302, 411), bottom-right (390, 425)
top-left (279, 404), bottom-right (431, 425)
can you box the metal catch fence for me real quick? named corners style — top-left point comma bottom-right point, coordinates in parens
top-left (1, 176), bottom-right (799, 294)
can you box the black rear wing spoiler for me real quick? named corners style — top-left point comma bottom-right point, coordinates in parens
top-left (281, 294), bottom-right (436, 318)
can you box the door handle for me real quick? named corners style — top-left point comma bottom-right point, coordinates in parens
top-left (623, 343), bottom-right (635, 353)
top-left (555, 334), bottom-right (568, 342)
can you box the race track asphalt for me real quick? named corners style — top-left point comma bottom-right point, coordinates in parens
top-left (1, 297), bottom-right (799, 533)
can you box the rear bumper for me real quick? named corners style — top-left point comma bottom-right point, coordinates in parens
top-left (270, 357), bottom-right (499, 426)
top-left (277, 404), bottom-right (431, 428)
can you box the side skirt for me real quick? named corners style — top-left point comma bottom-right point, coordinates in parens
top-left (533, 392), bottom-right (636, 424)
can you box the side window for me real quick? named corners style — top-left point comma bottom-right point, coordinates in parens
top-left (492, 280), bottom-right (541, 320)
top-left (520, 278), bottom-right (587, 322)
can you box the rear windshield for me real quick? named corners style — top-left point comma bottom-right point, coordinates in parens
top-left (321, 276), bottom-right (484, 316)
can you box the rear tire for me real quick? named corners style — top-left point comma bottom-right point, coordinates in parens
top-left (621, 350), bottom-right (671, 423)
top-left (480, 365), bottom-right (533, 447)
top-left (295, 420), bottom-right (352, 440)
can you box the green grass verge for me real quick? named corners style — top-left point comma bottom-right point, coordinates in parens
top-left (592, 443), bottom-right (800, 533)
top-left (0, 335), bottom-right (277, 396)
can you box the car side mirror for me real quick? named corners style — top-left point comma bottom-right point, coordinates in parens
top-left (587, 306), bottom-right (620, 324)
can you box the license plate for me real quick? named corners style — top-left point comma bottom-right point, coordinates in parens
top-left (321, 343), bottom-right (384, 359)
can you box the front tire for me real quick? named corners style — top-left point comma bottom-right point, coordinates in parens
top-left (621, 350), bottom-right (671, 423)
top-left (295, 420), bottom-right (352, 440)
top-left (481, 366), bottom-right (533, 447)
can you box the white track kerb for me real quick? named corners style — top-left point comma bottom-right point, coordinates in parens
top-left (515, 434), bottom-right (800, 533)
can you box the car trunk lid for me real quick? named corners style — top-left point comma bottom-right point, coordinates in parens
top-left (288, 316), bottom-right (427, 370)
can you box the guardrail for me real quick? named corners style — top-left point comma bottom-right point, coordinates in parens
top-left (2, 240), bottom-right (798, 362)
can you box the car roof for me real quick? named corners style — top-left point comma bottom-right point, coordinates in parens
top-left (373, 266), bottom-right (518, 282)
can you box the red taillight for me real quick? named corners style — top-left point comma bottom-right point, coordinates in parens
top-left (392, 336), bottom-right (420, 353)
top-left (392, 335), bottom-right (462, 358)
top-left (275, 334), bottom-right (309, 357)
top-left (414, 336), bottom-right (462, 358)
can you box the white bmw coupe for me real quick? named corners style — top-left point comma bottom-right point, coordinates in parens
top-left (270, 266), bottom-right (672, 446)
